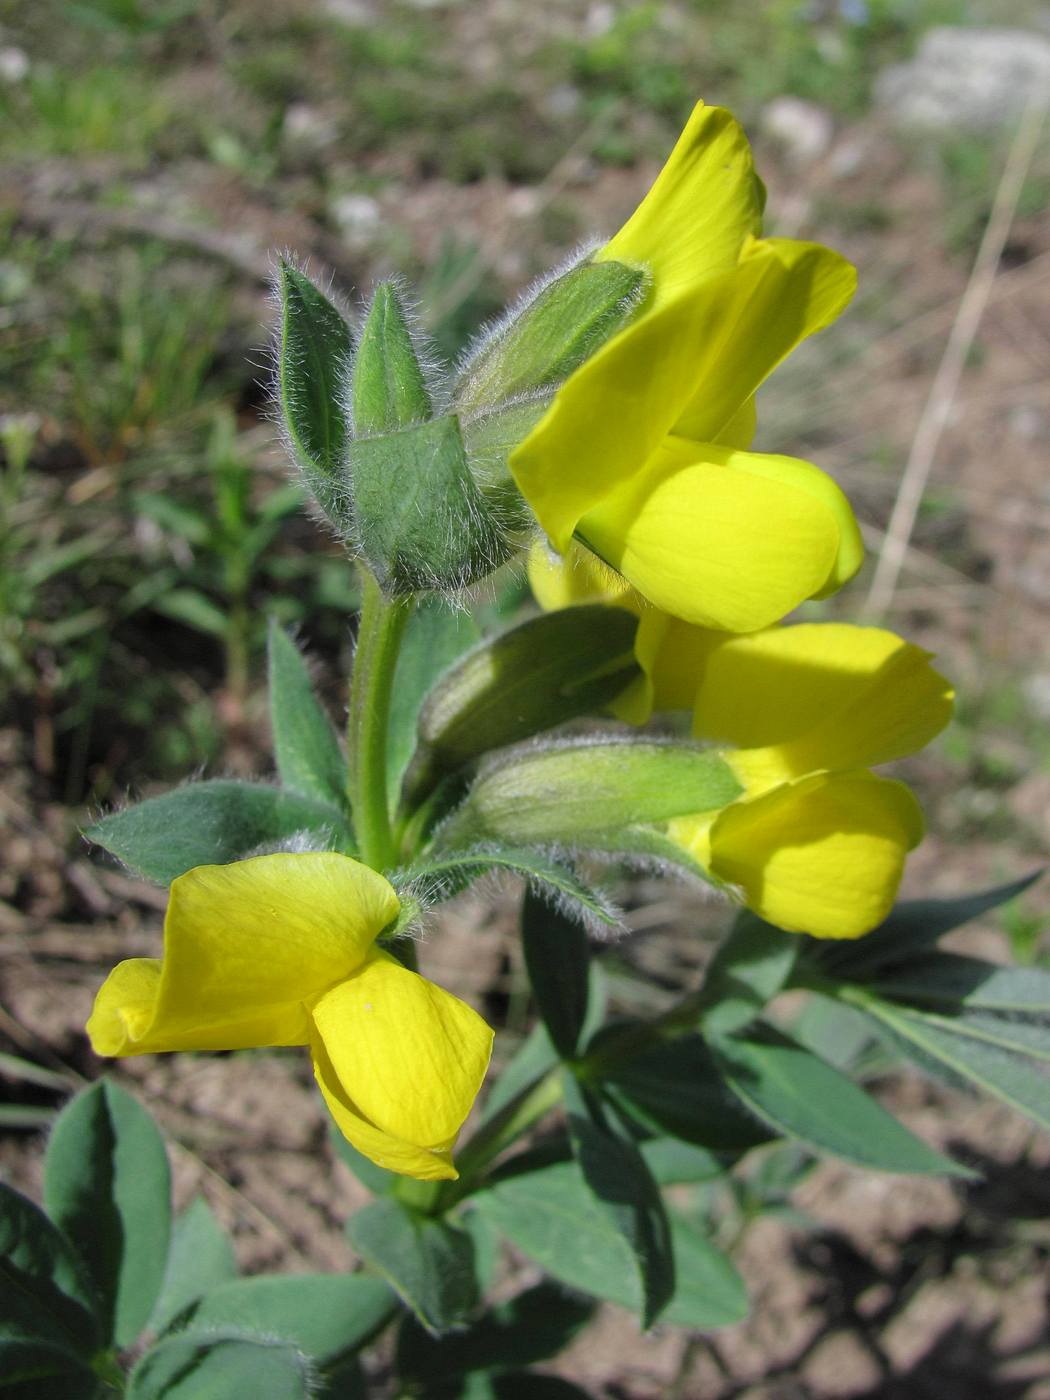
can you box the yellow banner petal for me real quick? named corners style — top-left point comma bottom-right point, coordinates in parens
top-left (673, 236), bottom-right (856, 445)
top-left (577, 438), bottom-right (853, 631)
top-left (598, 102), bottom-right (764, 310)
top-left (89, 853), bottom-right (400, 1057)
top-left (706, 772), bottom-right (925, 939)
top-left (311, 952), bottom-right (493, 1178)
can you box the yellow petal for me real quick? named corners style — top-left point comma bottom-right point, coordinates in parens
top-left (87, 853), bottom-right (400, 1057)
top-left (673, 236), bottom-right (856, 445)
top-left (526, 537), bottom-right (635, 612)
top-left (705, 772), bottom-right (925, 939)
top-left (692, 623), bottom-right (954, 788)
top-left (577, 436), bottom-right (856, 631)
top-left (598, 102), bottom-right (764, 310)
top-left (311, 952), bottom-right (493, 1181)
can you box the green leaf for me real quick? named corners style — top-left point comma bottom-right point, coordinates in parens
top-left (149, 1197), bottom-right (237, 1336)
top-left (346, 1198), bottom-right (478, 1333)
top-left (522, 889), bottom-right (591, 1059)
top-left (709, 1024), bottom-right (970, 1177)
top-left (639, 1139), bottom-right (727, 1186)
top-left (351, 415), bottom-right (507, 594)
top-left (845, 992), bottom-right (1050, 1134)
top-left (267, 622), bottom-right (347, 809)
top-left (400, 847), bottom-right (621, 929)
top-left (474, 1157), bottom-right (746, 1329)
top-left (437, 740), bottom-right (741, 851)
top-left (151, 588), bottom-right (228, 638)
top-left (86, 780), bottom-right (353, 884)
top-left (561, 1074), bottom-right (674, 1328)
top-left (44, 1080), bottom-right (171, 1348)
top-left (277, 261), bottom-right (354, 531)
top-left (388, 600), bottom-right (481, 800)
top-left (329, 1122), bottom-right (397, 1196)
top-left (810, 873), bottom-right (1043, 978)
top-left (0, 1182), bottom-right (100, 1358)
top-left (353, 281), bottom-right (432, 434)
top-left (128, 1332), bottom-right (315, 1400)
top-left (410, 606), bottom-right (640, 797)
top-left (0, 1339), bottom-right (99, 1399)
top-left (396, 1281), bottom-right (593, 1383)
top-left (870, 954), bottom-right (1050, 1014)
top-left (182, 1274), bottom-right (397, 1365)
top-left (697, 911), bottom-right (798, 1035)
top-left (603, 1032), bottom-right (772, 1152)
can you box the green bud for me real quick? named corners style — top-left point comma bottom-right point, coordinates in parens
top-left (406, 604), bottom-right (641, 800)
top-left (352, 282), bottom-right (432, 435)
top-left (455, 256), bottom-right (648, 413)
top-left (275, 261), bottom-right (354, 531)
top-left (436, 740), bottom-right (742, 851)
top-left (350, 415), bottom-right (506, 595)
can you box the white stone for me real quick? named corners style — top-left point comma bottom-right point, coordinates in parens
top-left (877, 27), bottom-right (1050, 133)
top-left (283, 103), bottom-right (338, 151)
top-left (762, 96), bottom-right (835, 164)
top-left (329, 193), bottom-right (382, 245)
top-left (0, 46), bottom-right (29, 82)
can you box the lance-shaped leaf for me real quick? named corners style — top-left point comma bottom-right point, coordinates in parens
top-left (180, 1274), bottom-right (397, 1366)
top-left (44, 1080), bottom-right (172, 1348)
top-left (0, 1181), bottom-right (100, 1361)
top-left (869, 954), bottom-right (1050, 1015)
top-left (276, 261), bottom-right (353, 531)
top-left (407, 605), bottom-right (639, 799)
top-left (353, 281), bottom-right (432, 434)
top-left (436, 739), bottom-right (740, 851)
top-left (387, 600), bottom-right (481, 799)
top-left (267, 622), bottom-right (347, 810)
top-left (86, 780), bottom-right (354, 884)
top-left (709, 1022), bottom-right (971, 1176)
top-left (521, 890), bottom-right (592, 1059)
top-left (346, 1197), bottom-right (479, 1333)
top-left (128, 1333), bottom-right (314, 1400)
top-left (843, 989), bottom-right (1050, 1134)
top-left (474, 1155), bottom-right (746, 1329)
top-left (399, 847), bottom-right (621, 930)
top-left (696, 910), bottom-right (798, 1035)
top-left (150, 1197), bottom-right (237, 1336)
top-left (561, 1073), bottom-right (674, 1328)
top-left (808, 873), bottom-right (1042, 979)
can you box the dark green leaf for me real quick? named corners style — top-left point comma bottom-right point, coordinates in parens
top-left (388, 601), bottom-right (481, 799)
top-left (277, 261), bottom-right (353, 530)
top-left (0, 1182), bottom-right (99, 1358)
top-left (639, 1139), bottom-right (727, 1186)
top-left (44, 1080), bottom-right (171, 1347)
top-left (346, 1198), bottom-right (478, 1333)
top-left (810, 873), bottom-right (1043, 978)
top-left (710, 1024), bottom-right (970, 1176)
top-left (400, 847), bottom-right (620, 929)
top-left (847, 992), bottom-right (1050, 1133)
top-left (183, 1274), bottom-right (396, 1364)
top-left (561, 1074), bottom-right (674, 1327)
top-left (437, 740), bottom-right (741, 850)
top-left (86, 780), bottom-right (353, 884)
top-left (128, 1331), bottom-right (314, 1400)
top-left (0, 1340), bottom-right (98, 1399)
top-left (267, 623), bottom-right (347, 809)
top-left (604, 1032), bottom-right (772, 1152)
top-left (149, 1197), bottom-right (237, 1336)
top-left (871, 954), bottom-right (1050, 1014)
top-left (474, 1157), bottom-right (745, 1329)
top-left (396, 1281), bottom-right (593, 1382)
top-left (697, 911), bottom-right (798, 1035)
top-left (411, 606), bottom-right (639, 796)
top-left (522, 890), bottom-right (591, 1059)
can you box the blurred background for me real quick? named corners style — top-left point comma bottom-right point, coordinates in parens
top-left (1, 2), bottom-right (1049, 1395)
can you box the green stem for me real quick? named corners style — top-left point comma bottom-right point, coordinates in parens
top-left (347, 568), bottom-right (412, 871)
top-left (438, 1066), bottom-right (563, 1211)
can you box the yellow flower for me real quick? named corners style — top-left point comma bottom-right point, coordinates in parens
top-left (511, 102), bottom-right (863, 633)
top-left (667, 622), bottom-right (954, 938)
top-left (87, 852), bottom-right (493, 1180)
